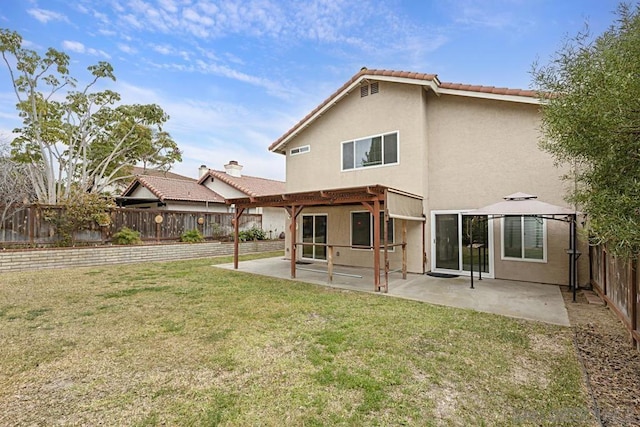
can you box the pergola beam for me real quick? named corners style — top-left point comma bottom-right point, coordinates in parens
top-left (227, 185), bottom-right (423, 292)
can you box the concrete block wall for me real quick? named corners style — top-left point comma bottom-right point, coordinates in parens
top-left (0, 240), bottom-right (284, 273)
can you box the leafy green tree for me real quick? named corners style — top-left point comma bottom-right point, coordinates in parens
top-left (532, 3), bottom-right (640, 257)
top-left (0, 28), bottom-right (182, 204)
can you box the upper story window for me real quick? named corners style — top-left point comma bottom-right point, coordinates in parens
top-left (502, 215), bottom-right (546, 262)
top-left (342, 132), bottom-right (398, 171)
top-left (290, 145), bottom-right (310, 156)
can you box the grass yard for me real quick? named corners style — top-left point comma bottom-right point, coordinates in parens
top-left (0, 252), bottom-right (594, 426)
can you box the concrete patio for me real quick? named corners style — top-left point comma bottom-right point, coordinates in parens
top-left (215, 257), bottom-right (570, 326)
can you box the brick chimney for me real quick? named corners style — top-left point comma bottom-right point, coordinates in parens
top-left (198, 164), bottom-right (208, 178)
top-left (224, 160), bottom-right (242, 177)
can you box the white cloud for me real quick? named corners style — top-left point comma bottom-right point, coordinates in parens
top-left (27, 8), bottom-right (68, 23)
top-left (447, 0), bottom-right (535, 31)
top-left (61, 40), bottom-right (111, 58)
top-left (118, 43), bottom-right (137, 54)
top-left (62, 40), bottom-right (85, 53)
top-left (152, 44), bottom-right (174, 55)
top-left (110, 80), bottom-right (289, 180)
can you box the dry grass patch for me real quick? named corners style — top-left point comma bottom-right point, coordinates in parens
top-left (0, 253), bottom-right (595, 426)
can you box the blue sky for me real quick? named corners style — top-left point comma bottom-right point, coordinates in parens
top-left (0, 0), bottom-right (621, 181)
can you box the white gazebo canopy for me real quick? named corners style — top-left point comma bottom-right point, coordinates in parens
top-left (467, 192), bottom-right (577, 217)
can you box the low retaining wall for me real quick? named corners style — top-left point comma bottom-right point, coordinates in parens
top-left (0, 240), bottom-right (284, 273)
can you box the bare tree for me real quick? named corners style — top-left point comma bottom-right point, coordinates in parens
top-left (0, 141), bottom-right (36, 238)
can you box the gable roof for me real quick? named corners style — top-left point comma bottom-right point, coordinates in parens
top-left (198, 170), bottom-right (286, 197)
top-left (269, 68), bottom-right (540, 153)
top-left (130, 166), bottom-right (195, 181)
top-left (121, 174), bottom-right (225, 203)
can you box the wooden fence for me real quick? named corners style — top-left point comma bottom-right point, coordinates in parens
top-left (590, 244), bottom-right (639, 349)
top-left (0, 205), bottom-right (262, 247)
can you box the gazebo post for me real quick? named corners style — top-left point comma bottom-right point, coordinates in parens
top-left (373, 199), bottom-right (381, 292)
top-left (572, 213), bottom-right (578, 302)
top-left (383, 210), bottom-right (389, 293)
top-left (470, 220), bottom-right (474, 289)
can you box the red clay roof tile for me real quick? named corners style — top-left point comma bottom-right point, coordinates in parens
top-left (125, 175), bottom-right (225, 203)
top-left (200, 170), bottom-right (286, 197)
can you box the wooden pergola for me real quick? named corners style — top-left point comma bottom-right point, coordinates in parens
top-left (226, 185), bottom-right (425, 292)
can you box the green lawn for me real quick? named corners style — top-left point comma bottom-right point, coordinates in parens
top-left (0, 252), bottom-right (594, 426)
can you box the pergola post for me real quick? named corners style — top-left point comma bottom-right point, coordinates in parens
top-left (233, 206), bottom-right (246, 269)
top-left (373, 199), bottom-right (381, 291)
top-left (289, 206), bottom-right (297, 278)
top-left (402, 220), bottom-right (407, 279)
top-left (327, 245), bottom-right (334, 283)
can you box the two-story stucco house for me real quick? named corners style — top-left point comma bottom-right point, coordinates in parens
top-left (230, 68), bottom-right (584, 287)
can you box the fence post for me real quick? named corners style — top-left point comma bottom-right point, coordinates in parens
top-left (29, 205), bottom-right (35, 245)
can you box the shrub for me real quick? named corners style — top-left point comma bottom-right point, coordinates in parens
top-left (238, 226), bottom-right (266, 242)
top-left (44, 190), bottom-right (115, 246)
top-left (180, 229), bottom-right (204, 243)
top-left (112, 227), bottom-right (142, 245)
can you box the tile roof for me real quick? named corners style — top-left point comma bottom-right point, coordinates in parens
top-left (130, 166), bottom-right (195, 181)
top-left (199, 170), bottom-right (286, 197)
top-left (123, 175), bottom-right (225, 203)
top-left (268, 68), bottom-right (539, 152)
top-left (438, 82), bottom-right (537, 97)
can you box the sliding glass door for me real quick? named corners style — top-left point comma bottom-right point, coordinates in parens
top-left (432, 211), bottom-right (492, 276)
top-left (302, 214), bottom-right (327, 260)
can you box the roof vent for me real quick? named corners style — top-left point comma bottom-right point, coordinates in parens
top-left (370, 82), bottom-right (379, 94)
top-left (360, 85), bottom-right (369, 97)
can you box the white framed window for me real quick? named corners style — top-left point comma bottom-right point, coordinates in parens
top-left (341, 132), bottom-right (398, 171)
top-left (501, 216), bottom-right (546, 262)
top-left (350, 211), bottom-right (394, 250)
top-left (290, 145), bottom-right (310, 156)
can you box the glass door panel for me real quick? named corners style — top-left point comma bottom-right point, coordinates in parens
top-left (462, 215), bottom-right (489, 273)
top-left (302, 214), bottom-right (327, 260)
top-left (314, 215), bottom-right (327, 260)
top-left (302, 216), bottom-right (314, 259)
top-left (435, 214), bottom-right (459, 270)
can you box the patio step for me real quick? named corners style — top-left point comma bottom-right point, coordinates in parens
top-left (583, 290), bottom-right (605, 306)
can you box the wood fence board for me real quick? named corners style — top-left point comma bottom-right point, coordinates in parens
top-left (1, 205), bottom-right (262, 247)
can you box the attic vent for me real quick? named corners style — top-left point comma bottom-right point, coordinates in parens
top-left (370, 82), bottom-right (379, 94)
top-left (290, 145), bottom-right (310, 156)
top-left (360, 85), bottom-right (369, 97)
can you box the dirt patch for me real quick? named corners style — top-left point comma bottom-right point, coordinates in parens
top-left (563, 288), bottom-right (640, 426)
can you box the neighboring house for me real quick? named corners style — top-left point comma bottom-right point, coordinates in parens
top-left (118, 174), bottom-right (227, 212)
top-left (198, 161), bottom-right (286, 238)
top-left (118, 161), bottom-right (286, 237)
top-left (239, 68), bottom-right (584, 286)
top-left (102, 166), bottom-right (195, 197)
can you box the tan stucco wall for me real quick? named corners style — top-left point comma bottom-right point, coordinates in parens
top-left (285, 82), bottom-right (427, 196)
top-left (424, 93), bottom-right (584, 285)
top-left (425, 93), bottom-right (565, 208)
top-left (279, 82), bottom-right (586, 285)
top-left (283, 205), bottom-right (424, 273)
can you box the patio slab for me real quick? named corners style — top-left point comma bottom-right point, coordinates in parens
top-left (215, 257), bottom-right (570, 326)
